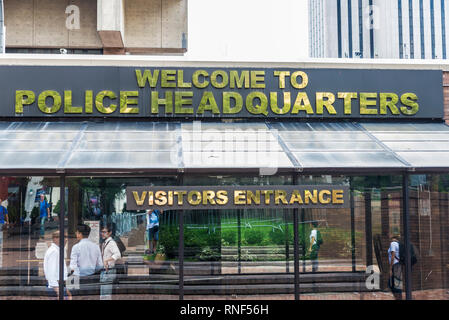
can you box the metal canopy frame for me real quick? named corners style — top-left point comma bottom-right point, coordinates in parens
top-left (1, 119), bottom-right (442, 301)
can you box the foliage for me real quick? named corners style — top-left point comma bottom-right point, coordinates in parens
top-left (244, 228), bottom-right (265, 245)
top-left (268, 227), bottom-right (294, 245)
top-left (158, 226), bottom-right (179, 258)
top-left (221, 229), bottom-right (237, 245)
top-left (198, 246), bottom-right (220, 261)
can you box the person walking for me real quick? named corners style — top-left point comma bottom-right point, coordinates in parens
top-left (39, 194), bottom-right (50, 238)
top-left (145, 209), bottom-right (163, 255)
top-left (100, 224), bottom-right (121, 299)
top-left (69, 224), bottom-right (103, 277)
top-left (43, 231), bottom-right (72, 299)
top-left (388, 234), bottom-right (403, 299)
top-left (0, 198), bottom-right (9, 230)
top-left (308, 222), bottom-right (323, 273)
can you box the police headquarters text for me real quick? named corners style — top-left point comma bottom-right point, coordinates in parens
top-left (179, 304), bottom-right (269, 317)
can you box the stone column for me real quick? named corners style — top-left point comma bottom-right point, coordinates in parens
top-left (97, 0), bottom-right (125, 54)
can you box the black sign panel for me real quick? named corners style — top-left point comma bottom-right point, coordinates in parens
top-left (1, 66), bottom-right (443, 119)
top-left (126, 185), bottom-right (350, 211)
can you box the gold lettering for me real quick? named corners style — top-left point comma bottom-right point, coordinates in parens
top-left (332, 189), bottom-right (344, 204)
top-left (230, 70), bottom-right (250, 89)
top-left (360, 93), bottom-right (378, 115)
top-left (175, 91), bottom-right (194, 114)
top-left (251, 71), bottom-right (265, 89)
top-left (291, 92), bottom-right (314, 114)
top-left (177, 70), bottom-right (192, 88)
top-left (95, 90), bottom-right (117, 114)
top-left (210, 70), bottom-right (229, 89)
top-left (338, 92), bottom-right (357, 115)
top-left (64, 90), bottom-right (82, 114)
top-left (274, 71), bottom-right (290, 89)
top-left (151, 91), bottom-right (173, 114)
top-left (135, 69), bottom-right (159, 88)
top-left (192, 70), bottom-right (209, 88)
top-left (132, 191), bottom-right (147, 206)
top-left (216, 190), bottom-right (229, 205)
top-left (161, 70), bottom-right (177, 88)
top-left (318, 190), bottom-right (331, 204)
top-left (187, 191), bottom-right (202, 205)
top-left (234, 190), bottom-right (246, 205)
top-left (246, 190), bottom-right (261, 205)
top-left (400, 93), bottom-right (419, 115)
top-left (304, 190), bottom-right (318, 204)
top-left (223, 92), bottom-right (243, 114)
top-left (290, 71), bottom-right (308, 89)
top-left (15, 90), bottom-right (35, 113)
top-left (270, 92), bottom-right (291, 115)
top-left (120, 91), bottom-right (139, 114)
top-left (275, 190), bottom-right (288, 205)
top-left (155, 191), bottom-right (168, 206)
top-left (197, 92), bottom-right (220, 114)
top-left (38, 90), bottom-right (62, 114)
top-left (316, 92), bottom-right (337, 115)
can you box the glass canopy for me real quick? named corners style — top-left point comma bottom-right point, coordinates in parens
top-left (0, 121), bottom-right (447, 172)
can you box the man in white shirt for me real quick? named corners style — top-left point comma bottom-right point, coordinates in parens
top-left (388, 234), bottom-right (403, 298)
top-left (43, 231), bottom-right (71, 299)
top-left (100, 224), bottom-right (121, 299)
top-left (69, 224), bottom-right (103, 277)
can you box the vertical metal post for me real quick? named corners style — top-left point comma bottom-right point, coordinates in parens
top-left (365, 191), bottom-right (373, 268)
top-left (402, 173), bottom-right (412, 300)
top-left (178, 174), bottom-right (184, 300)
top-left (350, 177), bottom-right (356, 272)
top-left (59, 175), bottom-right (65, 301)
top-left (293, 174), bottom-right (300, 300)
top-left (237, 209), bottom-right (241, 274)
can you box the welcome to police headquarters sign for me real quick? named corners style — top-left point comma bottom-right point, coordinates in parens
top-left (1, 66), bottom-right (442, 119)
top-left (126, 186), bottom-right (350, 211)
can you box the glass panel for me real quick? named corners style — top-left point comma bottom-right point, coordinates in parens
top-left (182, 141), bottom-right (283, 152)
top-left (285, 141), bottom-right (383, 151)
top-left (65, 177), bottom-right (179, 300)
top-left (182, 175), bottom-right (294, 300)
top-left (0, 176), bottom-right (61, 300)
top-left (78, 141), bottom-right (178, 152)
top-left (362, 122), bottom-right (449, 132)
top-left (279, 132), bottom-right (372, 141)
top-left (397, 152), bottom-right (449, 167)
top-left (372, 133), bottom-right (449, 141)
top-left (296, 175), bottom-right (403, 300)
top-left (408, 174), bottom-right (449, 300)
top-left (293, 152), bottom-right (406, 168)
top-left (182, 152), bottom-right (293, 168)
top-left (65, 151), bottom-right (179, 169)
top-left (384, 141), bottom-right (449, 151)
top-left (0, 152), bottom-right (64, 169)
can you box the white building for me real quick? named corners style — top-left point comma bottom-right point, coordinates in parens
top-left (309, 0), bottom-right (449, 59)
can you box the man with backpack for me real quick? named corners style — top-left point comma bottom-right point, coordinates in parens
top-left (388, 234), bottom-right (418, 298)
top-left (145, 209), bottom-right (163, 255)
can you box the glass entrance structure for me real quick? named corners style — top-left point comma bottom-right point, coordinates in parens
top-left (0, 120), bottom-right (448, 300)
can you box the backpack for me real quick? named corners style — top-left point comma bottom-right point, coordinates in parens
top-left (398, 242), bottom-right (418, 266)
top-left (113, 236), bottom-right (126, 256)
top-left (316, 230), bottom-right (323, 247)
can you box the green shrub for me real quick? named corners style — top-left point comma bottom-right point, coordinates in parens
top-left (244, 228), bottom-right (264, 245)
top-left (221, 229), bottom-right (237, 245)
top-left (269, 227), bottom-right (294, 245)
top-left (159, 227), bottom-right (179, 258)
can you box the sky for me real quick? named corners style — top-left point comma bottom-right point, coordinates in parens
top-left (185, 0), bottom-right (309, 61)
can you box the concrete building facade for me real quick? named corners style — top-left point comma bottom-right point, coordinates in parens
top-left (309, 0), bottom-right (449, 59)
top-left (3, 0), bottom-right (187, 55)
